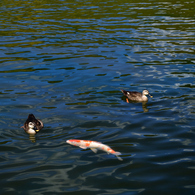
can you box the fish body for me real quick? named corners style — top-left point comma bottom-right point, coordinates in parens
top-left (66, 139), bottom-right (122, 161)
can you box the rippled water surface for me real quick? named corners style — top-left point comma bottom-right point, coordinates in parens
top-left (0, 0), bottom-right (195, 194)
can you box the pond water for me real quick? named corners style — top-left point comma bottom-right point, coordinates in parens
top-left (0, 0), bottom-right (195, 194)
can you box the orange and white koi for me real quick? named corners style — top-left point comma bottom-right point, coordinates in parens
top-left (66, 139), bottom-right (123, 161)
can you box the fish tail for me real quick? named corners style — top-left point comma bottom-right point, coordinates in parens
top-left (114, 152), bottom-right (123, 161)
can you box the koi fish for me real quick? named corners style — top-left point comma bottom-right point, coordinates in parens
top-left (66, 139), bottom-right (123, 161)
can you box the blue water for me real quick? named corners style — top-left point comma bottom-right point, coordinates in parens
top-left (0, 0), bottom-right (195, 194)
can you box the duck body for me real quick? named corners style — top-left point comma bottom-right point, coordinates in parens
top-left (21, 114), bottom-right (44, 135)
top-left (121, 89), bottom-right (152, 102)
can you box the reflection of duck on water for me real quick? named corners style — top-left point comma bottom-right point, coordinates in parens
top-left (21, 114), bottom-right (44, 142)
top-left (121, 89), bottom-right (153, 102)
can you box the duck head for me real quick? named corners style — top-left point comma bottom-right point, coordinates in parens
top-left (142, 90), bottom-right (153, 98)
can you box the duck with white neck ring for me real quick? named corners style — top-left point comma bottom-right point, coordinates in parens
top-left (21, 114), bottom-right (44, 135)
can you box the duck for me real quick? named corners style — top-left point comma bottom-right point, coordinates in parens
top-left (21, 114), bottom-right (44, 135)
top-left (121, 89), bottom-right (153, 102)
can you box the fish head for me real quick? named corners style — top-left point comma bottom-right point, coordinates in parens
top-left (66, 139), bottom-right (81, 146)
top-left (66, 140), bottom-right (71, 144)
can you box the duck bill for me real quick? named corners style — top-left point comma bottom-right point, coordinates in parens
top-left (149, 93), bottom-right (153, 98)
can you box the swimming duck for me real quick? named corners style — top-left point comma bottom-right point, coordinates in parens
top-left (21, 114), bottom-right (44, 135)
top-left (121, 89), bottom-right (153, 102)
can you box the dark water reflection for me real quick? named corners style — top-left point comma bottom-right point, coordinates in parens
top-left (0, 0), bottom-right (195, 194)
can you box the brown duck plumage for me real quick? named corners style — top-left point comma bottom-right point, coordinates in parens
top-left (121, 89), bottom-right (152, 102)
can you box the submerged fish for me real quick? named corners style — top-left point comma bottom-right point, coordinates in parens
top-left (66, 139), bottom-right (123, 161)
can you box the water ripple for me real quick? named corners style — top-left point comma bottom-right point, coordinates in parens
top-left (0, 0), bottom-right (195, 194)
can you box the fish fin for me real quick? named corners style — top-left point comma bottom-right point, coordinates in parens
top-left (114, 152), bottom-right (123, 161)
top-left (90, 148), bottom-right (98, 153)
top-left (79, 146), bottom-right (87, 149)
top-left (116, 156), bottom-right (123, 161)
